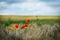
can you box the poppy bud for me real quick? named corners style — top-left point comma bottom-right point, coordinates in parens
top-left (8, 27), bottom-right (12, 30)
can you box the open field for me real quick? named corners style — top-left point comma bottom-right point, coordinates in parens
top-left (0, 16), bottom-right (60, 25)
top-left (0, 16), bottom-right (60, 21)
top-left (0, 16), bottom-right (60, 40)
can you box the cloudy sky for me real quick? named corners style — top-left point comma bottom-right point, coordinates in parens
top-left (0, 0), bottom-right (60, 16)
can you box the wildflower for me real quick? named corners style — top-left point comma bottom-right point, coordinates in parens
top-left (21, 26), bottom-right (25, 29)
top-left (14, 24), bottom-right (19, 30)
top-left (8, 27), bottom-right (12, 30)
top-left (26, 19), bottom-right (31, 22)
top-left (21, 24), bottom-right (28, 29)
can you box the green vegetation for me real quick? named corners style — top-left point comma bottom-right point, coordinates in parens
top-left (0, 18), bottom-right (60, 28)
top-left (0, 16), bottom-right (60, 40)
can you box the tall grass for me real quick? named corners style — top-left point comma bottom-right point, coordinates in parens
top-left (0, 19), bottom-right (60, 40)
top-left (0, 23), bottom-right (60, 40)
top-left (19, 23), bottom-right (60, 40)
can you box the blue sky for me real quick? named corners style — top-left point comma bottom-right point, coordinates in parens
top-left (0, 0), bottom-right (60, 16)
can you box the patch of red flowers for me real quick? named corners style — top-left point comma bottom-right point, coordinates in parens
top-left (21, 24), bottom-right (28, 29)
top-left (7, 19), bottom-right (31, 30)
top-left (26, 19), bottom-right (31, 22)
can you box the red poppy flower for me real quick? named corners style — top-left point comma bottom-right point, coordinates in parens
top-left (14, 24), bottom-right (19, 30)
top-left (21, 26), bottom-right (25, 29)
top-left (8, 27), bottom-right (12, 30)
top-left (21, 24), bottom-right (28, 29)
top-left (26, 19), bottom-right (31, 22)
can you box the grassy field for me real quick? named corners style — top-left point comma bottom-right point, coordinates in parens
top-left (0, 16), bottom-right (60, 20)
top-left (0, 16), bottom-right (60, 26)
top-left (0, 16), bottom-right (60, 24)
top-left (0, 16), bottom-right (60, 40)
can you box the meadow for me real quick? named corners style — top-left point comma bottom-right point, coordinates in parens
top-left (0, 16), bottom-right (60, 20)
top-left (0, 16), bottom-right (60, 40)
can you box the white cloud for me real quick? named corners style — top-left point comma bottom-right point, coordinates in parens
top-left (0, 2), bottom-right (9, 7)
top-left (0, 1), bottom-right (59, 16)
top-left (47, 2), bottom-right (60, 7)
